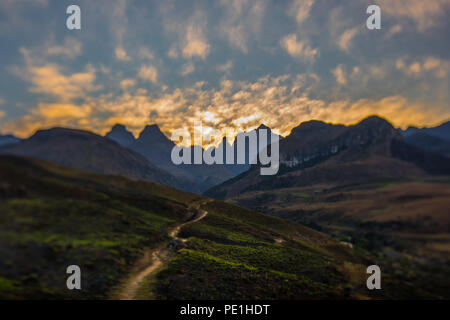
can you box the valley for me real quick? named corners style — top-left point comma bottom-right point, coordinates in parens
top-left (0, 116), bottom-right (449, 299)
top-left (0, 154), bottom-right (385, 299)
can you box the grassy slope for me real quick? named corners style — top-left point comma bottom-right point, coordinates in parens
top-left (0, 155), bottom-right (413, 300)
top-left (139, 201), bottom-right (392, 300)
top-left (0, 155), bottom-right (202, 299)
top-left (230, 179), bottom-right (450, 299)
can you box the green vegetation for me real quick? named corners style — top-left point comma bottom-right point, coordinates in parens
top-left (3, 155), bottom-right (439, 300)
top-left (0, 155), bottom-right (203, 299)
top-left (145, 201), bottom-right (375, 299)
top-left (230, 180), bottom-right (450, 299)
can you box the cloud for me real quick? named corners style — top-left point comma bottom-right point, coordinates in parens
top-left (376, 0), bottom-right (450, 32)
top-left (217, 60), bottom-right (233, 73)
top-left (324, 96), bottom-right (449, 129)
top-left (139, 47), bottom-right (154, 60)
top-left (219, 0), bottom-right (266, 53)
top-left (0, 0), bottom-right (49, 35)
top-left (290, 0), bottom-right (315, 25)
top-left (331, 64), bottom-right (347, 85)
top-left (138, 65), bottom-right (158, 83)
top-left (423, 57), bottom-right (450, 78)
top-left (14, 48), bottom-right (100, 102)
top-left (167, 45), bottom-right (179, 59)
top-left (2, 0), bottom-right (449, 142)
top-left (3, 103), bottom-right (92, 137)
top-left (0, 0), bottom-right (48, 8)
top-left (384, 24), bottom-right (403, 39)
top-left (120, 79), bottom-right (136, 90)
top-left (281, 34), bottom-right (318, 62)
top-left (46, 37), bottom-right (82, 59)
top-left (181, 63), bottom-right (195, 76)
top-left (109, 0), bottom-right (128, 45)
top-left (182, 24), bottom-right (210, 59)
top-left (337, 27), bottom-right (359, 52)
top-left (26, 64), bottom-right (99, 101)
top-left (0, 98), bottom-right (5, 119)
top-left (36, 103), bottom-right (91, 119)
top-left (115, 47), bottom-right (131, 61)
top-left (396, 56), bottom-right (450, 78)
top-left (4, 72), bottom-right (449, 142)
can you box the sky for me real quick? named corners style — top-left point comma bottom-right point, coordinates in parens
top-left (0, 0), bottom-right (449, 143)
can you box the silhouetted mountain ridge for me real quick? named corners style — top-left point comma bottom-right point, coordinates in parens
top-left (0, 127), bottom-right (182, 189)
top-left (105, 124), bottom-right (136, 147)
top-left (205, 115), bottom-right (450, 199)
top-left (0, 134), bottom-right (20, 147)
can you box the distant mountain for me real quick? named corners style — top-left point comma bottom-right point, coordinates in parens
top-left (401, 121), bottom-right (450, 157)
top-left (129, 125), bottom-right (234, 193)
top-left (402, 121), bottom-right (450, 141)
top-left (105, 124), bottom-right (136, 147)
top-left (0, 127), bottom-right (182, 189)
top-left (0, 134), bottom-right (20, 147)
top-left (205, 116), bottom-right (450, 199)
top-left (404, 132), bottom-right (450, 158)
top-left (104, 123), bottom-right (279, 193)
top-left (217, 124), bottom-right (281, 176)
top-left (130, 124), bottom-right (176, 167)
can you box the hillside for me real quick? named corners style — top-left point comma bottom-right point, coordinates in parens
top-left (0, 155), bottom-right (203, 299)
top-left (0, 127), bottom-right (182, 189)
top-left (205, 116), bottom-right (450, 199)
top-left (0, 154), bottom-right (406, 300)
top-left (404, 132), bottom-right (450, 158)
top-left (228, 179), bottom-right (450, 299)
top-left (201, 116), bottom-right (450, 299)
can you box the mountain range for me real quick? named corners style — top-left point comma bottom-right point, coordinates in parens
top-left (106, 123), bottom-right (279, 193)
top-left (402, 121), bottom-right (450, 141)
top-left (0, 115), bottom-right (449, 299)
top-left (0, 127), bottom-right (182, 189)
top-left (205, 116), bottom-right (450, 199)
top-left (0, 134), bottom-right (20, 147)
top-left (0, 117), bottom-right (448, 196)
top-left (202, 116), bottom-right (450, 300)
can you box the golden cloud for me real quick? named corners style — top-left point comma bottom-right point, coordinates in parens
top-left (138, 65), bottom-right (158, 83)
top-left (377, 0), bottom-right (450, 32)
top-left (14, 48), bottom-right (101, 102)
top-left (5, 71), bottom-right (449, 144)
top-left (3, 103), bottom-right (92, 137)
top-left (281, 34), bottom-right (318, 62)
top-left (182, 24), bottom-right (210, 59)
top-left (115, 47), bottom-right (131, 61)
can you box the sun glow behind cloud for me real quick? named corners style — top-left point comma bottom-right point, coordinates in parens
top-left (0, 0), bottom-right (449, 143)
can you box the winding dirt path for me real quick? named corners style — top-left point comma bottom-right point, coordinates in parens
top-left (118, 205), bottom-right (209, 300)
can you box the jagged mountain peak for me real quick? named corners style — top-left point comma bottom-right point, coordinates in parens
top-left (138, 124), bottom-right (168, 141)
top-left (105, 124), bottom-right (136, 146)
top-left (111, 123), bottom-right (127, 131)
top-left (356, 115), bottom-right (394, 128)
